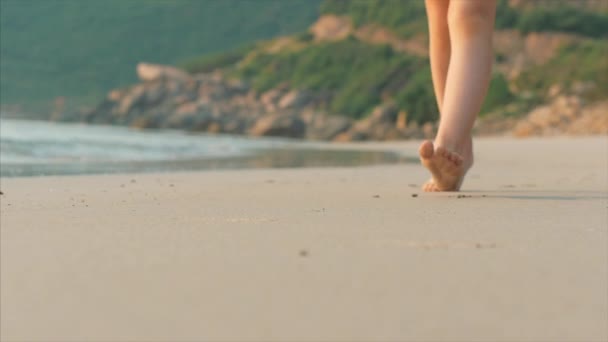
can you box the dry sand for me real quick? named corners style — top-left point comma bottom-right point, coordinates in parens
top-left (1, 137), bottom-right (607, 342)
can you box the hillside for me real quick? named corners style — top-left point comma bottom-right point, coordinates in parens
top-left (179, 0), bottom-right (607, 123)
top-left (60, 0), bottom-right (608, 140)
top-left (0, 0), bottom-right (322, 112)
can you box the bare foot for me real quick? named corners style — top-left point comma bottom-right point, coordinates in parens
top-left (419, 140), bottom-right (471, 192)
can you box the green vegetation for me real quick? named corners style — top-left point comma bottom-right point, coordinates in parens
top-left (321, 0), bottom-right (608, 39)
top-left (505, 4), bottom-right (608, 38)
top-left (0, 0), bottom-right (322, 110)
top-left (320, 0), bottom-right (427, 38)
top-left (233, 38), bottom-right (431, 120)
top-left (180, 44), bottom-right (257, 75)
top-left (216, 37), bottom-right (511, 124)
top-left (515, 39), bottom-right (608, 101)
top-left (481, 74), bottom-right (515, 116)
top-left (4, 0), bottom-right (605, 126)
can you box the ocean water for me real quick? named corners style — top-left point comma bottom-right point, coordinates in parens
top-left (0, 118), bottom-right (403, 177)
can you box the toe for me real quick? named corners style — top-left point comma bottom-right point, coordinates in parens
top-left (423, 181), bottom-right (437, 192)
top-left (419, 140), bottom-right (434, 160)
top-left (436, 146), bottom-right (447, 158)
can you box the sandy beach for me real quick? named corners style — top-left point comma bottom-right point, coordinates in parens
top-left (1, 136), bottom-right (607, 341)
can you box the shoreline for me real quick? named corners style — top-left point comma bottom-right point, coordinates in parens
top-left (1, 136), bottom-right (607, 341)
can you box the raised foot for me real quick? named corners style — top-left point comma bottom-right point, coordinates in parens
top-left (419, 140), bottom-right (466, 192)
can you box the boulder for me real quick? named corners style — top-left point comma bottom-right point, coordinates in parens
top-left (137, 63), bottom-right (191, 83)
top-left (165, 103), bottom-right (213, 129)
top-left (250, 114), bottom-right (306, 138)
top-left (107, 89), bottom-right (125, 102)
top-left (547, 84), bottom-right (562, 98)
top-left (370, 103), bottom-right (398, 124)
top-left (571, 81), bottom-right (595, 96)
top-left (333, 130), bottom-right (368, 142)
top-left (222, 118), bottom-right (247, 135)
top-left (278, 90), bottom-right (311, 110)
top-left (513, 120), bottom-right (537, 137)
top-left (130, 115), bottom-right (162, 129)
top-left (175, 102), bottom-right (199, 116)
top-left (306, 115), bottom-right (352, 140)
top-left (260, 88), bottom-right (286, 111)
top-left (567, 100), bottom-right (608, 135)
top-left (310, 15), bottom-right (353, 42)
top-left (226, 79), bottom-right (250, 95)
top-left (527, 105), bottom-right (559, 128)
top-left (422, 122), bottom-right (437, 139)
top-left (142, 82), bottom-right (167, 106)
top-left (117, 84), bottom-right (147, 116)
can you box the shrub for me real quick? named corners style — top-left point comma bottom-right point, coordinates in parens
top-left (481, 73), bottom-right (514, 116)
top-left (179, 44), bottom-right (255, 74)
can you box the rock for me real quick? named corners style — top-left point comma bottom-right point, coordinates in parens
top-left (165, 103), bottom-right (214, 129)
top-left (310, 15), bottom-right (353, 42)
top-left (422, 122), bottom-right (436, 139)
top-left (84, 99), bottom-right (117, 123)
top-left (551, 95), bottom-right (581, 121)
top-left (226, 79), bottom-right (249, 93)
top-left (333, 130), bottom-right (368, 142)
top-left (250, 114), bottom-right (306, 138)
top-left (306, 114), bottom-right (352, 140)
top-left (188, 114), bottom-right (217, 132)
top-left (107, 89), bottom-right (125, 102)
top-left (524, 32), bottom-right (574, 66)
top-left (175, 102), bottom-right (199, 116)
top-left (382, 127), bottom-right (406, 140)
top-left (222, 118), bottom-right (248, 135)
top-left (370, 103), bottom-right (398, 123)
top-left (207, 122), bottom-right (222, 134)
top-left (567, 100), bottom-right (608, 135)
top-left (527, 105), bottom-right (559, 128)
top-left (261, 88), bottom-right (286, 111)
top-left (401, 125), bottom-right (426, 140)
top-left (142, 82), bottom-right (167, 106)
top-left (368, 124), bottom-right (394, 140)
top-left (510, 94), bottom-right (602, 137)
top-left (278, 90), bottom-right (311, 110)
top-left (547, 84), bottom-right (562, 98)
top-left (396, 111), bottom-right (408, 129)
top-left (130, 115), bottom-right (162, 129)
top-left (117, 84), bottom-right (147, 116)
top-left (513, 121), bottom-right (537, 137)
top-left (137, 63), bottom-right (191, 83)
top-left (571, 81), bottom-right (595, 96)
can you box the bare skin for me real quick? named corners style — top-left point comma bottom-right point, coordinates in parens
top-left (421, 0), bottom-right (497, 191)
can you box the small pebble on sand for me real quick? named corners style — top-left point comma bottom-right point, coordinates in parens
top-left (299, 250), bottom-right (309, 257)
top-left (411, 194), bottom-right (418, 198)
top-left (373, 195), bottom-right (380, 198)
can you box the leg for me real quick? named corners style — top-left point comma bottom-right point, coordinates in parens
top-left (420, 0), bottom-right (497, 191)
top-left (425, 0), bottom-right (451, 112)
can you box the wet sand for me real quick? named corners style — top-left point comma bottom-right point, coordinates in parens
top-left (1, 137), bottom-right (607, 341)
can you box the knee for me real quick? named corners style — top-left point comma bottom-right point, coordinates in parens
top-left (448, 1), bottom-right (495, 36)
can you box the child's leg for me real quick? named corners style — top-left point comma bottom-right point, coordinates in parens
top-left (425, 0), bottom-right (451, 112)
top-left (420, 0), bottom-right (497, 191)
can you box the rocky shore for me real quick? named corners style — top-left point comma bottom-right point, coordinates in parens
top-left (59, 62), bottom-right (606, 141)
top-left (71, 63), bottom-right (435, 141)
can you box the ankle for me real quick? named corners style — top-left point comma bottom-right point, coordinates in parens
top-left (433, 136), bottom-right (470, 156)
